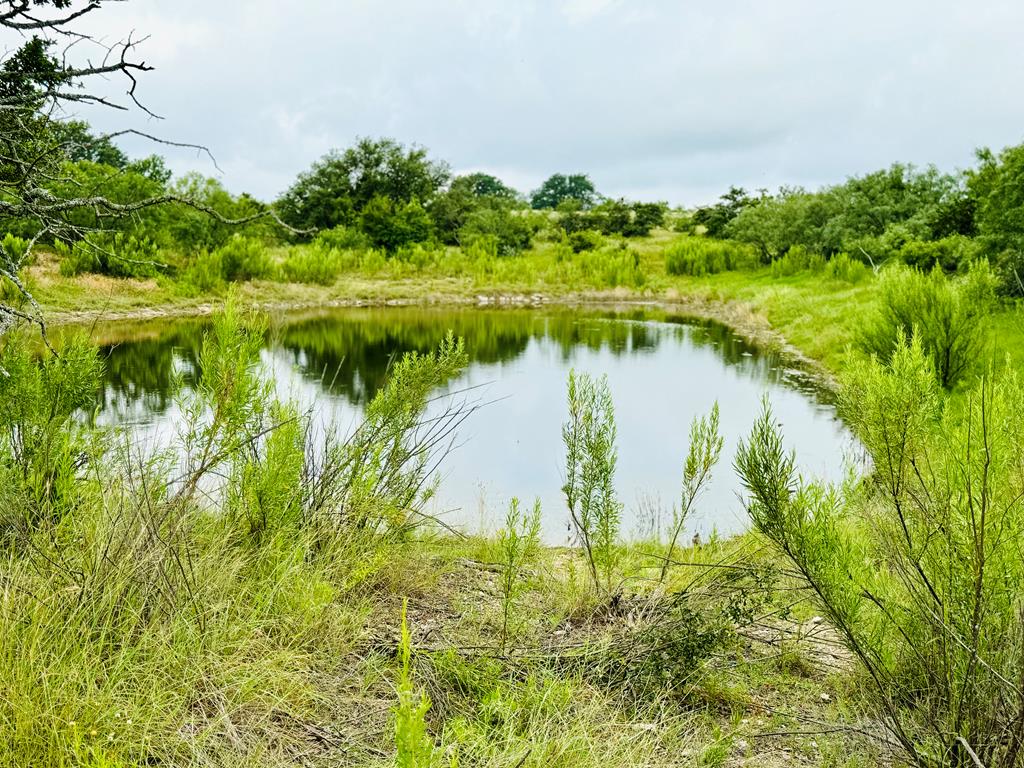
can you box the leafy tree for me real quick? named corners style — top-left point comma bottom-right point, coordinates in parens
top-left (48, 119), bottom-right (129, 168)
top-left (277, 137), bottom-right (450, 234)
top-left (360, 195), bottom-right (433, 252)
top-left (454, 172), bottom-right (519, 201)
top-left (692, 186), bottom-right (754, 237)
top-left (969, 142), bottom-right (1024, 286)
top-left (530, 173), bottom-right (599, 210)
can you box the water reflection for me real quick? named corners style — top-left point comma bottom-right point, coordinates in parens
top-left (76, 306), bottom-right (854, 541)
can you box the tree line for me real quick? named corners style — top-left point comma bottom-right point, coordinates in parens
top-left (689, 148), bottom-right (1024, 291)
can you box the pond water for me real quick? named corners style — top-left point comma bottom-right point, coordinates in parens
top-left (86, 305), bottom-right (856, 543)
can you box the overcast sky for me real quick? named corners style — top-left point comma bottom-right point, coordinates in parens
top-left (62, 0), bottom-right (1024, 206)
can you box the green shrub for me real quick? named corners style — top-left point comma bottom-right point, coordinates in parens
top-left (181, 248), bottom-right (226, 294)
top-left (212, 234), bottom-right (273, 282)
top-left (562, 370), bottom-right (621, 594)
top-left (314, 225), bottom-right (371, 252)
top-left (897, 235), bottom-right (981, 272)
top-left (823, 252), bottom-right (870, 283)
top-left (737, 338), bottom-right (1024, 767)
top-left (664, 237), bottom-right (755, 276)
top-left (769, 245), bottom-right (825, 277)
top-left (57, 232), bottom-right (164, 278)
top-left (279, 243), bottom-right (346, 285)
top-left (568, 229), bottom-right (603, 253)
top-left (859, 261), bottom-right (997, 388)
top-left (497, 496), bottom-right (541, 652)
top-left (460, 205), bottom-right (536, 256)
top-left (0, 333), bottom-right (101, 525)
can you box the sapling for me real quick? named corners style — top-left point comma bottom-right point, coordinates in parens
top-left (562, 370), bottom-right (622, 594)
top-left (660, 403), bottom-right (723, 583)
top-left (394, 599), bottom-right (434, 768)
top-left (497, 496), bottom-right (542, 652)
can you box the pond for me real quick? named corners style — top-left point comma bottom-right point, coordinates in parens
top-left (85, 305), bottom-right (856, 543)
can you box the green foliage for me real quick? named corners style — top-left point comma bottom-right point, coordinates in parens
top-left (568, 229), bottom-right (603, 253)
top-left (726, 165), bottom-right (970, 263)
top-left (325, 332), bottom-right (468, 533)
top-left (212, 234), bottom-right (273, 282)
top-left (664, 237), bottom-right (755, 276)
top-left (692, 187), bottom-right (754, 238)
top-left (227, 401), bottom-right (305, 541)
top-left (278, 243), bottom-right (347, 285)
top-left (0, 333), bottom-right (101, 525)
top-left (497, 497), bottom-right (542, 652)
top-left (969, 141), bottom-right (1024, 289)
top-left (661, 404), bottom-right (723, 582)
top-left (859, 262), bottom-right (996, 388)
top-left (562, 370), bottom-right (621, 594)
top-left (768, 245), bottom-right (825, 277)
top-left (897, 234), bottom-right (980, 272)
top-left (738, 339), bottom-right (1024, 767)
top-left (563, 199), bottom-right (667, 238)
top-left (57, 232), bottom-right (164, 278)
top-left (277, 137), bottom-right (450, 233)
top-left (394, 600), bottom-right (435, 768)
top-left (530, 173), bottom-right (599, 210)
top-left (361, 196), bottom-right (434, 252)
top-left (180, 248), bottom-right (227, 294)
top-left (48, 119), bottom-right (129, 168)
top-left (459, 204), bottom-right (536, 256)
top-left (314, 224), bottom-right (371, 252)
top-left (163, 173), bottom-right (272, 252)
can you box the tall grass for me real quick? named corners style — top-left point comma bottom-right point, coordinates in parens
top-left (664, 237), bottom-right (756, 276)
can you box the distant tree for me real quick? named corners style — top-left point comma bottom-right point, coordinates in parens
top-left (48, 119), bottom-right (129, 168)
top-left (430, 173), bottom-right (521, 244)
top-left (455, 172), bottom-right (520, 201)
top-left (360, 195), bottom-right (433, 252)
top-left (530, 173), bottom-right (599, 210)
top-left (277, 138), bottom-right (450, 234)
top-left (631, 202), bottom-right (668, 235)
top-left (969, 142), bottom-right (1024, 284)
top-left (692, 186), bottom-right (754, 238)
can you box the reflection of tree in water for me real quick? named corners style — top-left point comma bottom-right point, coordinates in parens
top-left (86, 306), bottom-right (824, 418)
top-left (272, 309), bottom-right (536, 405)
top-left (273, 308), bottom-right (681, 405)
top-left (94, 323), bottom-right (204, 412)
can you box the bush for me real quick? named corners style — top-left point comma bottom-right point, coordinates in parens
top-left (314, 225), bottom-right (371, 252)
top-left (213, 234), bottom-right (273, 282)
top-left (897, 235), bottom-right (981, 272)
top-left (279, 243), bottom-right (347, 285)
top-left (664, 237), bottom-right (755, 276)
top-left (568, 229), bottom-right (603, 253)
top-left (57, 232), bottom-right (164, 278)
top-left (823, 252), bottom-right (870, 283)
top-left (460, 205), bottom-right (535, 256)
top-left (181, 248), bottom-right (227, 294)
top-left (768, 245), bottom-right (825, 277)
top-left (737, 338), bottom-right (1024, 767)
top-left (360, 195), bottom-right (433, 252)
top-left (859, 261), bottom-right (997, 388)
